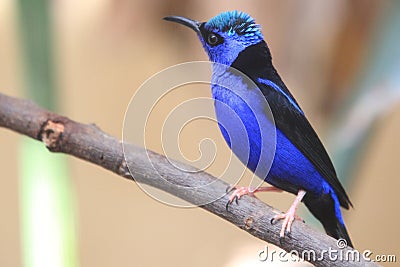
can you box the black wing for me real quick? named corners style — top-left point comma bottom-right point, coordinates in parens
top-left (232, 41), bottom-right (352, 209)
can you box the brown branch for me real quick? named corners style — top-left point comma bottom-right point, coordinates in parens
top-left (0, 92), bottom-right (379, 267)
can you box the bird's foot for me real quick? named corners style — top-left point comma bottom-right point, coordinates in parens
top-left (270, 189), bottom-right (306, 238)
top-left (225, 185), bottom-right (282, 211)
top-left (271, 211), bottom-right (304, 238)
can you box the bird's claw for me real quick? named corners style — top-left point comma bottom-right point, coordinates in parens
top-left (271, 212), bottom-right (298, 225)
top-left (225, 185), bottom-right (284, 212)
top-left (225, 195), bottom-right (239, 211)
top-left (225, 185), bottom-right (234, 193)
top-left (270, 189), bottom-right (306, 238)
top-left (225, 186), bottom-right (254, 211)
top-left (278, 231), bottom-right (292, 244)
top-left (225, 185), bottom-right (235, 211)
top-left (271, 211), bottom-right (304, 238)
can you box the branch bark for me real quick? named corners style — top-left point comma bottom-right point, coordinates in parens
top-left (0, 92), bottom-right (378, 267)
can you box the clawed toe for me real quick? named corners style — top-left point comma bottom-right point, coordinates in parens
top-left (274, 213), bottom-right (294, 237)
top-left (271, 209), bottom-right (303, 237)
top-left (225, 196), bottom-right (239, 211)
top-left (225, 185), bottom-right (234, 193)
top-left (225, 186), bottom-right (254, 211)
top-left (271, 190), bottom-right (306, 238)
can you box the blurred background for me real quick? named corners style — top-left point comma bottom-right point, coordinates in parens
top-left (1, 0), bottom-right (400, 266)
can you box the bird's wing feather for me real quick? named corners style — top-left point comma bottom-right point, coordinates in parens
top-left (257, 79), bottom-right (352, 209)
top-left (231, 40), bottom-right (351, 208)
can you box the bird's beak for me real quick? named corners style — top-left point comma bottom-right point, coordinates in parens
top-left (163, 16), bottom-right (201, 33)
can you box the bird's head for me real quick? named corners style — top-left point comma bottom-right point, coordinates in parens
top-left (164, 11), bottom-right (264, 66)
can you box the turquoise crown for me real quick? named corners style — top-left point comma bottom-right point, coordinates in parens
top-left (205, 11), bottom-right (263, 38)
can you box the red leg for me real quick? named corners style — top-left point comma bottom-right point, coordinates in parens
top-left (271, 189), bottom-right (306, 238)
top-left (226, 185), bottom-right (282, 210)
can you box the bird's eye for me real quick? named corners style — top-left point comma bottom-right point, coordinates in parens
top-left (207, 33), bottom-right (220, 46)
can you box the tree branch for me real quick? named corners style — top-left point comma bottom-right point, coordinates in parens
top-left (0, 92), bottom-right (378, 267)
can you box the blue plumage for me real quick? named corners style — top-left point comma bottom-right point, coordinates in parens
top-left (164, 11), bottom-right (353, 247)
top-left (205, 11), bottom-right (262, 39)
top-left (257, 78), bottom-right (304, 114)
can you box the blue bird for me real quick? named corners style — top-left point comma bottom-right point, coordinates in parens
top-left (164, 11), bottom-right (353, 247)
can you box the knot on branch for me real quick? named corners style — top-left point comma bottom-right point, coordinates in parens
top-left (244, 216), bottom-right (254, 230)
top-left (39, 120), bottom-right (65, 150)
top-left (118, 157), bottom-right (132, 178)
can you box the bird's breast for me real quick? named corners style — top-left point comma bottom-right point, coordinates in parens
top-left (211, 72), bottom-right (276, 179)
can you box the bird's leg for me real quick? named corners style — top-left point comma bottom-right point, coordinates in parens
top-left (271, 189), bottom-right (306, 238)
top-left (226, 185), bottom-right (283, 210)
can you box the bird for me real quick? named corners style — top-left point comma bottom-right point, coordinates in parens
top-left (164, 10), bottom-right (353, 247)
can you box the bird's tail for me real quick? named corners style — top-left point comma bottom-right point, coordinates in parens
top-left (303, 192), bottom-right (353, 248)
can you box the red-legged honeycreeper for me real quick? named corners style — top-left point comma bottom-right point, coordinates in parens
top-left (164, 11), bottom-right (353, 247)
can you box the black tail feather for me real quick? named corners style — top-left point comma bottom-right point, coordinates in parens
top-left (304, 193), bottom-right (353, 248)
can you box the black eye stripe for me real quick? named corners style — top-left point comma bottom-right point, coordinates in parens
top-left (198, 24), bottom-right (224, 47)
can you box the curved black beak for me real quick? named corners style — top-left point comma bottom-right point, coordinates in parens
top-left (163, 16), bottom-right (201, 33)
